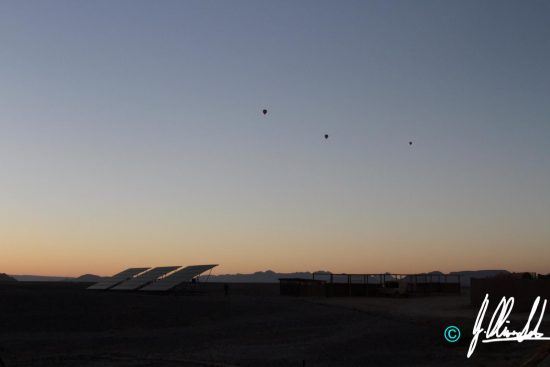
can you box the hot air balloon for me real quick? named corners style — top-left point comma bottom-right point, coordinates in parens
top-left (262, 109), bottom-right (268, 115)
top-left (324, 134), bottom-right (329, 140)
top-left (409, 141), bottom-right (413, 146)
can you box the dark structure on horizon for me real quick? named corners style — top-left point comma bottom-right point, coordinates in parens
top-left (471, 273), bottom-right (550, 311)
top-left (0, 273), bottom-right (17, 283)
top-left (280, 272), bottom-right (461, 297)
top-left (87, 265), bottom-right (217, 292)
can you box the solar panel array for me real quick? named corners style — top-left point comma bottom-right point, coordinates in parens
top-left (140, 264), bottom-right (218, 291)
top-left (111, 266), bottom-right (180, 291)
top-left (87, 267), bottom-right (150, 290)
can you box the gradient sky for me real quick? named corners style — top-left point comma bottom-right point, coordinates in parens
top-left (1, 0), bottom-right (549, 277)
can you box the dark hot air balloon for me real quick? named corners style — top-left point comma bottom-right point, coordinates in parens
top-left (262, 109), bottom-right (268, 115)
top-left (409, 141), bottom-right (413, 146)
top-left (324, 134), bottom-right (329, 139)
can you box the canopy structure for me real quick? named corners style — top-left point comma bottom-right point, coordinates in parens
top-left (140, 264), bottom-right (218, 291)
top-left (111, 266), bottom-right (180, 291)
top-left (87, 267), bottom-right (150, 290)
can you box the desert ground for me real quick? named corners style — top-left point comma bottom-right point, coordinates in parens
top-left (0, 282), bottom-right (547, 367)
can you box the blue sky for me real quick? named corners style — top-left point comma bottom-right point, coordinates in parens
top-left (1, 0), bottom-right (549, 275)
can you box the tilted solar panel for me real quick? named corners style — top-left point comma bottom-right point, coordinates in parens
top-left (110, 266), bottom-right (180, 290)
top-left (87, 267), bottom-right (150, 290)
top-left (140, 264), bottom-right (218, 291)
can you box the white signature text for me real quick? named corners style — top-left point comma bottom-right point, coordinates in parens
top-left (468, 294), bottom-right (550, 358)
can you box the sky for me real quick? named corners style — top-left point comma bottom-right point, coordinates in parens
top-left (1, 0), bottom-right (549, 277)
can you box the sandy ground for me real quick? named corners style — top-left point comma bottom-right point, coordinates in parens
top-left (0, 283), bottom-right (546, 367)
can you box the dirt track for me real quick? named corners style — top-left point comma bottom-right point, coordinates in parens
top-left (0, 282), bottom-right (542, 366)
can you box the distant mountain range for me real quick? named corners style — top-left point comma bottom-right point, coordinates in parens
top-left (207, 269), bottom-right (511, 286)
top-left (10, 274), bottom-right (106, 282)
top-left (8, 269), bottom-right (511, 286)
top-left (74, 274), bottom-right (106, 282)
top-left (10, 275), bottom-right (72, 282)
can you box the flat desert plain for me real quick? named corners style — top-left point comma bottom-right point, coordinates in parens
top-left (0, 282), bottom-right (546, 366)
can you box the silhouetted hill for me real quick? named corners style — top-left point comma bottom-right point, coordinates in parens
top-left (73, 274), bottom-right (105, 282)
top-left (11, 274), bottom-right (105, 282)
top-left (10, 275), bottom-right (71, 282)
top-left (208, 269), bottom-right (511, 285)
top-left (0, 273), bottom-right (17, 282)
